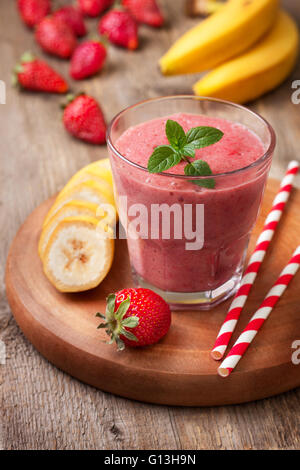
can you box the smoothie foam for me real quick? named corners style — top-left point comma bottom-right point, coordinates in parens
top-left (115, 113), bottom-right (265, 176)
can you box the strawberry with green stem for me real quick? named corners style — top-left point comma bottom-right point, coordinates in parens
top-left (96, 288), bottom-right (171, 350)
top-left (13, 52), bottom-right (69, 93)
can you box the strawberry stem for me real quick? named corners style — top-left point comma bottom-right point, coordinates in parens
top-left (61, 93), bottom-right (85, 109)
top-left (96, 294), bottom-right (139, 351)
top-left (20, 51), bottom-right (35, 63)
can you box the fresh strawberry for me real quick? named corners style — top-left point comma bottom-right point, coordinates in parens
top-left (96, 288), bottom-right (171, 350)
top-left (122, 0), bottom-right (164, 27)
top-left (99, 8), bottom-right (138, 50)
top-left (35, 16), bottom-right (77, 59)
top-left (53, 6), bottom-right (86, 37)
top-left (78, 0), bottom-right (113, 17)
top-left (63, 94), bottom-right (107, 144)
top-left (17, 0), bottom-right (51, 28)
top-left (13, 52), bottom-right (68, 93)
top-left (70, 40), bottom-right (107, 80)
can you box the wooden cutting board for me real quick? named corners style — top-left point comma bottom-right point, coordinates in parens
top-left (5, 179), bottom-right (300, 406)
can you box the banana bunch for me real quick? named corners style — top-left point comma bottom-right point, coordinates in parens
top-left (39, 159), bottom-right (116, 293)
top-left (160, 0), bottom-right (299, 103)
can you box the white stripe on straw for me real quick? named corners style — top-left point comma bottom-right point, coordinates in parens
top-left (218, 246), bottom-right (300, 377)
top-left (211, 160), bottom-right (299, 361)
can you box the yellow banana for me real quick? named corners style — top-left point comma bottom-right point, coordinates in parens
top-left (39, 158), bottom-right (116, 293)
top-left (193, 10), bottom-right (299, 104)
top-left (160, 0), bottom-right (279, 75)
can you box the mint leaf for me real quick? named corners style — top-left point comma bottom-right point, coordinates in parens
top-left (184, 160), bottom-right (215, 189)
top-left (182, 144), bottom-right (196, 159)
top-left (192, 178), bottom-right (215, 189)
top-left (184, 160), bottom-right (212, 176)
top-left (148, 145), bottom-right (181, 173)
top-left (186, 126), bottom-right (223, 149)
top-left (165, 120), bottom-right (186, 150)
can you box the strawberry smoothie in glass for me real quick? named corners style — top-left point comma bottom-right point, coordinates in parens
top-left (107, 96), bottom-right (275, 309)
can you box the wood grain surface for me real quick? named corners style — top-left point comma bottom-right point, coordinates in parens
top-left (5, 180), bottom-right (300, 407)
top-left (1, 0), bottom-right (300, 450)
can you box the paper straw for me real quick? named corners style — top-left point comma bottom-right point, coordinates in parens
top-left (218, 246), bottom-right (300, 377)
top-left (211, 160), bottom-right (299, 361)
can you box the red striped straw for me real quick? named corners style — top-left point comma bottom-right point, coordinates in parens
top-left (211, 160), bottom-right (299, 361)
top-left (218, 246), bottom-right (300, 377)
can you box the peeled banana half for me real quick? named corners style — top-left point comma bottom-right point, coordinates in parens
top-left (193, 11), bottom-right (299, 104)
top-left (160, 0), bottom-right (279, 75)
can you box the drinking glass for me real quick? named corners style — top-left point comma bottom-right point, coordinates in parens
top-left (107, 96), bottom-right (275, 310)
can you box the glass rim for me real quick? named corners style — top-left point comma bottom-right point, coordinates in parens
top-left (106, 95), bottom-right (276, 180)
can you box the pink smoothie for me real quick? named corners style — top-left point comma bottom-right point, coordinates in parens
top-left (110, 113), bottom-right (269, 293)
top-left (116, 113), bottom-right (264, 176)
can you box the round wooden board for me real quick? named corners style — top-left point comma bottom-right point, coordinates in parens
top-left (5, 179), bottom-right (300, 406)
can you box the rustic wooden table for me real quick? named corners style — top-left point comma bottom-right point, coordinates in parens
top-left (1, 0), bottom-right (299, 451)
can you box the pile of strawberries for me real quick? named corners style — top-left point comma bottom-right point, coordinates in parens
top-left (15, 0), bottom-right (164, 144)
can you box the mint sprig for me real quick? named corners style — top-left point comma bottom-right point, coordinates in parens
top-left (147, 120), bottom-right (223, 188)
